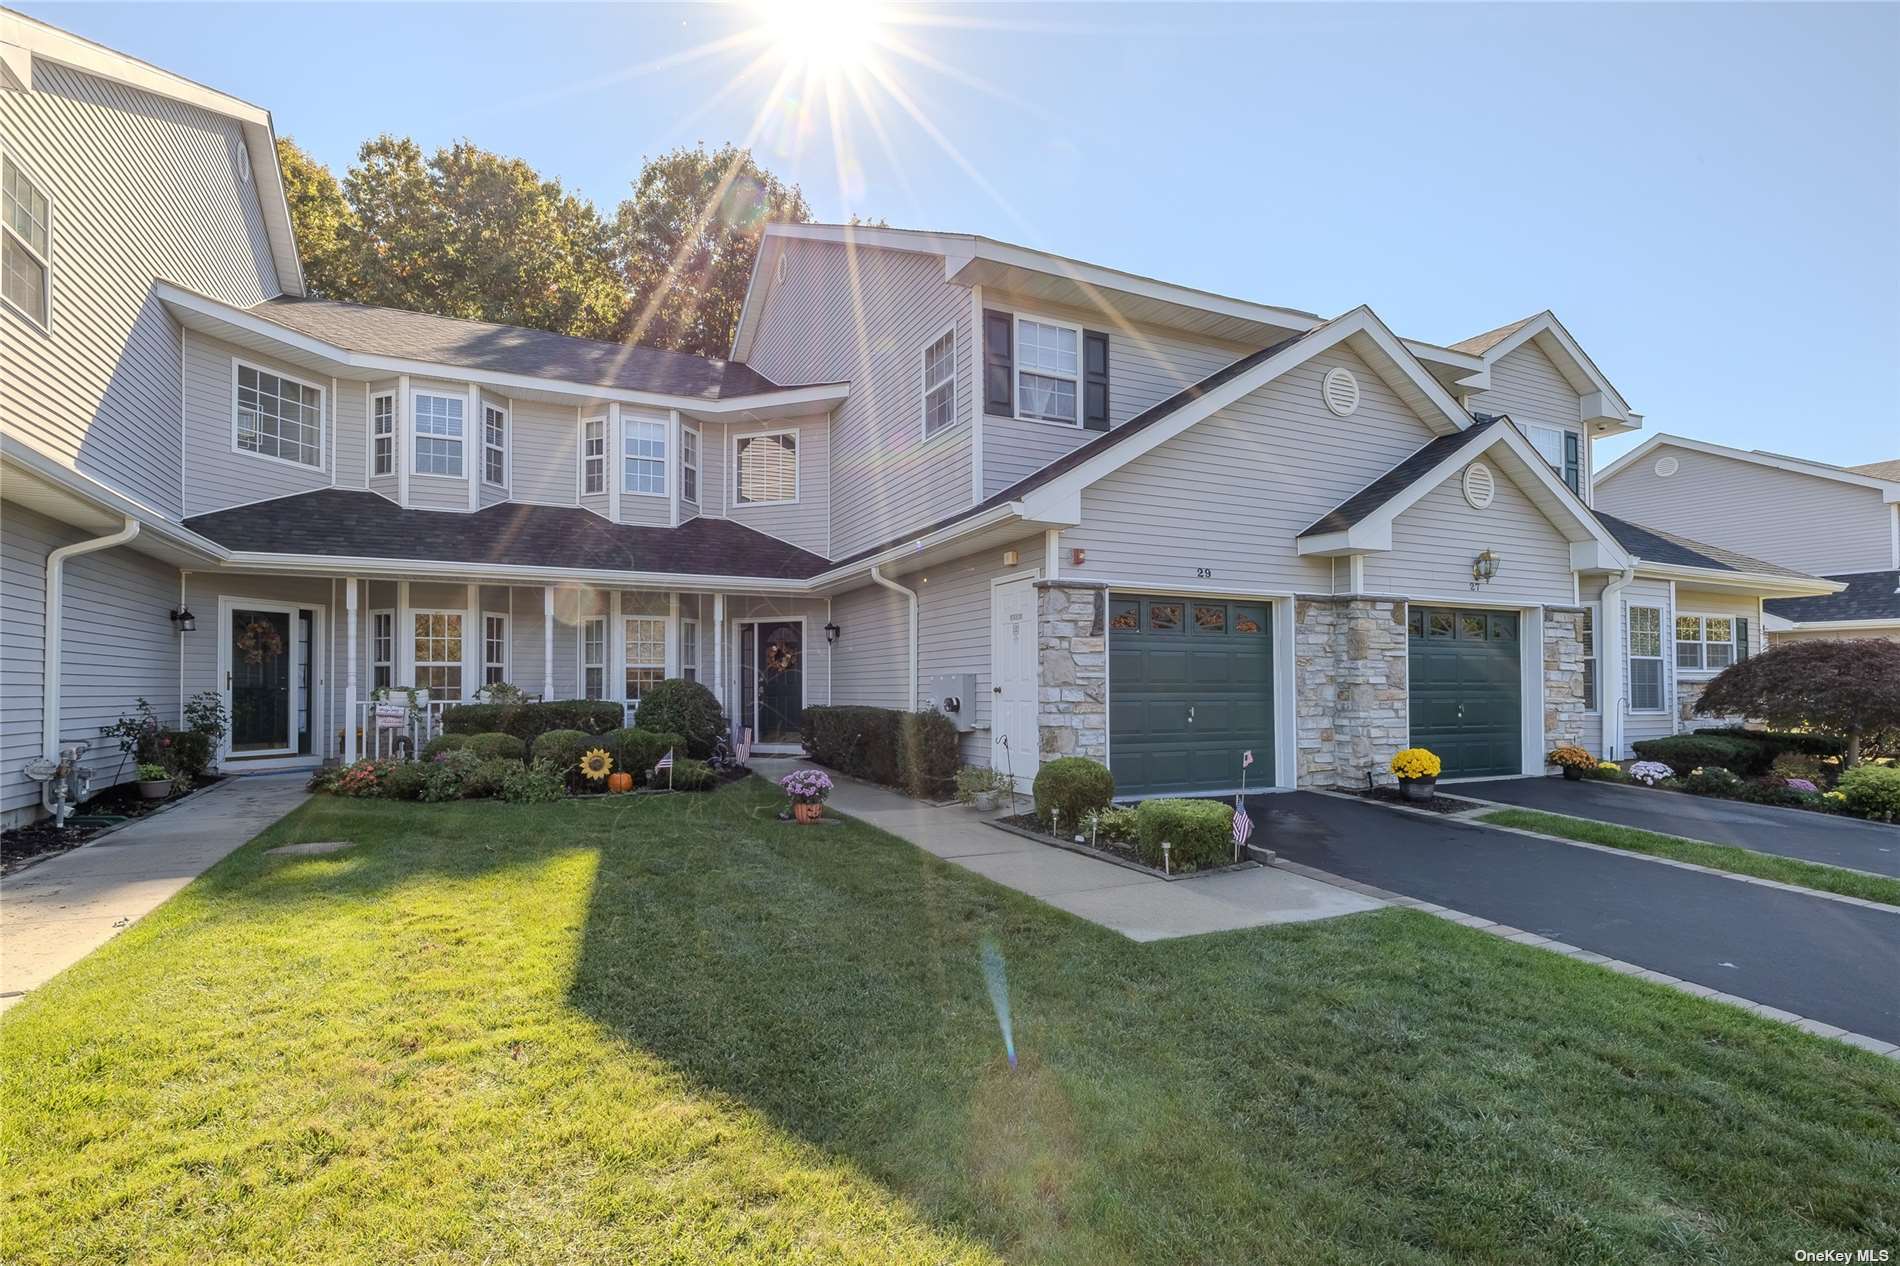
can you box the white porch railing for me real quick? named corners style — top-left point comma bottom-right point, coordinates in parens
top-left (349, 698), bottom-right (452, 760)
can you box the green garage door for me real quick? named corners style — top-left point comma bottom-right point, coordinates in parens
top-left (1109, 594), bottom-right (1273, 798)
top-left (1408, 607), bottom-right (1522, 778)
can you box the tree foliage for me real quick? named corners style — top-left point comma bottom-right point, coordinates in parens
top-left (1694, 638), bottom-right (1900, 765)
top-left (275, 137), bottom-right (358, 299)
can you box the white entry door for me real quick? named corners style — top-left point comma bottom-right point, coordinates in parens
top-left (990, 575), bottom-right (1040, 787)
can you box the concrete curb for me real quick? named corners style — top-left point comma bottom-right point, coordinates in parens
top-left (1265, 856), bottom-right (1900, 1063)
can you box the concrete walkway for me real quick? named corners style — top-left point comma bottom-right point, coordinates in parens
top-left (1, 774), bottom-right (309, 1011)
top-left (753, 759), bottom-right (1381, 940)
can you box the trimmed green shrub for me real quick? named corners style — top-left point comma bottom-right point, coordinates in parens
top-left (441, 699), bottom-right (623, 744)
top-left (380, 761), bottom-right (429, 801)
top-left (1134, 798), bottom-right (1235, 873)
top-left (421, 750), bottom-right (480, 802)
top-left (500, 758), bottom-right (566, 804)
top-left (530, 729), bottom-right (595, 790)
top-left (1770, 752), bottom-right (1831, 785)
top-left (633, 679), bottom-right (726, 759)
top-left (1838, 765), bottom-right (1900, 821)
top-left (1734, 778), bottom-right (1814, 808)
top-left (668, 758), bottom-right (716, 791)
top-left (604, 727), bottom-right (686, 785)
top-left (1033, 757), bottom-right (1115, 831)
top-left (801, 706), bottom-right (960, 799)
top-left (1678, 766), bottom-right (1743, 798)
top-left (1694, 726), bottom-right (1848, 760)
top-left (160, 729), bottom-right (213, 778)
top-left (422, 733), bottom-right (470, 760)
top-left (463, 732), bottom-right (526, 763)
top-left (1630, 734), bottom-right (1769, 778)
top-left (461, 758), bottom-right (517, 799)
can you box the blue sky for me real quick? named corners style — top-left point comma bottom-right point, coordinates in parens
top-left (27, 2), bottom-right (1900, 467)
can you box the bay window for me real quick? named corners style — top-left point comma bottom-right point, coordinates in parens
top-left (624, 417), bottom-right (666, 496)
top-left (413, 392), bottom-right (465, 477)
top-left (1628, 605), bottom-right (1664, 712)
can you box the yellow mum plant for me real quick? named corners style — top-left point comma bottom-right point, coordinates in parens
top-left (1390, 748), bottom-right (1442, 780)
top-left (579, 748), bottom-right (613, 782)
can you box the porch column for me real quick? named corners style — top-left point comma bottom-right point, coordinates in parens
top-left (542, 586), bottom-right (555, 699)
top-left (463, 582), bottom-right (480, 702)
top-left (610, 590), bottom-right (625, 716)
top-left (665, 592), bottom-right (680, 678)
top-left (397, 580), bottom-right (413, 687)
top-left (344, 577), bottom-right (359, 763)
top-left (712, 593), bottom-right (726, 710)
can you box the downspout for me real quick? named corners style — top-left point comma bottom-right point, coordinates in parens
top-left (869, 564), bottom-right (919, 711)
top-left (44, 517), bottom-right (141, 760)
top-left (1599, 565), bottom-right (1636, 760)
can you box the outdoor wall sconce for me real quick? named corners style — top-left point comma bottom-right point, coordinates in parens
top-left (1471, 550), bottom-right (1500, 586)
top-left (1070, 547), bottom-right (1087, 567)
top-left (1002, 548), bottom-right (1020, 567)
top-left (170, 607), bottom-right (196, 633)
top-left (824, 621), bottom-right (841, 645)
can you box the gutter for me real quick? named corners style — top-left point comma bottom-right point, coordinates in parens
top-left (44, 517), bottom-right (140, 760)
top-left (869, 565), bottom-right (920, 711)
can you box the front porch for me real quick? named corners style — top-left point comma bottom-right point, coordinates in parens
top-left (183, 570), bottom-right (830, 769)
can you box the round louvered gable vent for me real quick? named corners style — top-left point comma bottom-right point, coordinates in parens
top-left (1462, 461), bottom-right (1496, 509)
top-left (1321, 367), bottom-right (1360, 417)
top-left (1655, 455), bottom-right (1679, 478)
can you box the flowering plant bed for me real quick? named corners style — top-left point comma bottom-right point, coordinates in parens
top-left (991, 812), bottom-right (1259, 881)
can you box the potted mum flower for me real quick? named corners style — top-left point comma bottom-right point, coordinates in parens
top-left (1628, 760), bottom-right (1673, 786)
top-left (779, 768), bottom-right (834, 823)
top-left (1389, 748), bottom-right (1442, 802)
top-left (1547, 745), bottom-right (1596, 781)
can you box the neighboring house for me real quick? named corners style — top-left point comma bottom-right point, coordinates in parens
top-left (1595, 436), bottom-right (1900, 651)
top-left (0, 12), bottom-right (1838, 825)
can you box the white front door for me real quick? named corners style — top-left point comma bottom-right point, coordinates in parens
top-left (991, 575), bottom-right (1040, 787)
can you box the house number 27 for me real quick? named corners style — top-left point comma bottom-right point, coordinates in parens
top-left (1195, 567), bottom-right (1214, 579)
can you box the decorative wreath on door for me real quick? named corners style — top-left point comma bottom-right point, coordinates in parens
top-left (236, 619), bottom-right (286, 665)
top-left (765, 641), bottom-right (800, 674)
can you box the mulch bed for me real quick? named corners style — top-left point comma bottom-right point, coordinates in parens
top-left (1353, 785), bottom-right (1484, 815)
top-left (1, 775), bottom-right (225, 876)
top-left (993, 813), bottom-right (1257, 880)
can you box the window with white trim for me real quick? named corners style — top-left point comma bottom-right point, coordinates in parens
top-left (922, 327), bottom-right (956, 437)
top-left (1015, 317), bottom-right (1079, 425)
top-left (1580, 605), bottom-right (1598, 711)
top-left (680, 426), bottom-right (699, 504)
top-left (734, 431), bottom-right (797, 504)
top-left (2, 154), bottom-right (52, 328)
top-left (412, 611), bottom-right (464, 700)
top-left (483, 614), bottom-right (509, 686)
top-left (581, 618), bottom-right (606, 700)
top-left (413, 393), bottom-right (465, 477)
top-left (581, 416), bottom-right (606, 495)
top-left (1524, 422), bottom-right (1582, 494)
top-left (371, 610), bottom-right (394, 691)
top-left (624, 417), bottom-right (666, 496)
top-left (482, 404), bottom-right (507, 487)
top-left (371, 393), bottom-right (395, 476)
top-left (624, 616), bottom-right (665, 702)
top-left (680, 618), bottom-right (699, 684)
top-left (1629, 605), bottom-right (1664, 712)
top-left (1676, 614), bottom-right (1741, 672)
top-left (236, 363), bottom-right (324, 468)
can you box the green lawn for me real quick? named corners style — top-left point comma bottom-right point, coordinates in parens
top-left (1479, 807), bottom-right (1900, 907)
top-left (4, 780), bottom-right (1897, 1264)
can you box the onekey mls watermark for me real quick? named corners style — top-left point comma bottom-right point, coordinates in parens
top-left (1793, 1251), bottom-right (1891, 1263)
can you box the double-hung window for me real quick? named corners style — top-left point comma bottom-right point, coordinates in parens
top-left (236, 362), bottom-right (324, 468)
top-left (482, 404), bottom-right (507, 487)
top-left (922, 327), bottom-right (956, 437)
top-left (581, 618), bottom-right (607, 700)
top-left (581, 416), bottom-right (606, 495)
top-left (681, 426), bottom-right (699, 504)
top-left (370, 610), bottom-right (394, 690)
top-left (2, 154), bottom-right (52, 328)
top-left (1580, 605), bottom-right (1598, 711)
top-left (412, 611), bottom-right (464, 700)
top-left (624, 617), bottom-right (665, 702)
top-left (1676, 615), bottom-right (1746, 672)
top-left (680, 619), bottom-right (699, 684)
top-left (1628, 605), bottom-right (1665, 712)
top-left (371, 393), bottom-right (395, 476)
top-left (1524, 423), bottom-right (1583, 494)
top-left (483, 614), bottom-right (509, 686)
top-left (624, 417), bottom-right (666, 496)
top-left (1015, 317), bottom-right (1079, 425)
top-left (413, 393), bottom-right (465, 477)
top-left (734, 431), bottom-right (797, 504)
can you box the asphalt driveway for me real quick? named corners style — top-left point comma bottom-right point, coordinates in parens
top-left (1459, 776), bottom-right (1900, 878)
top-left (1249, 791), bottom-right (1900, 1046)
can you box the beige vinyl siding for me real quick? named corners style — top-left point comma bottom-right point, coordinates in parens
top-left (914, 534), bottom-right (1045, 765)
top-left (1064, 345), bottom-right (1441, 595)
top-left (828, 583), bottom-right (910, 712)
top-left (1619, 576), bottom-right (1676, 747)
top-left (0, 61), bottom-right (279, 521)
top-left (698, 422), bottom-right (727, 518)
top-left (1464, 342), bottom-right (1588, 502)
top-left (1365, 467), bottom-right (1575, 607)
top-left (1672, 586), bottom-right (1761, 676)
top-left (180, 329), bottom-right (331, 514)
top-left (723, 594), bottom-right (833, 712)
top-left (745, 238), bottom-right (973, 558)
top-left (727, 417), bottom-right (828, 554)
top-left (981, 293), bottom-right (1254, 497)
top-left (332, 372), bottom-right (366, 490)
top-left (508, 398), bottom-right (580, 507)
top-left (1, 505), bottom-right (182, 821)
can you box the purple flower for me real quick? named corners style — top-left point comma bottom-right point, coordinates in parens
top-left (779, 768), bottom-right (833, 803)
top-left (1784, 778), bottom-right (1819, 794)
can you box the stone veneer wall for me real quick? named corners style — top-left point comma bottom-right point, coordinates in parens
top-left (1542, 607), bottom-right (1588, 753)
top-left (1036, 582), bottom-right (1107, 763)
top-left (1295, 597), bottom-right (1409, 788)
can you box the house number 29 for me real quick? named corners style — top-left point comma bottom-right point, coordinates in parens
top-left (1195, 567), bottom-right (1214, 579)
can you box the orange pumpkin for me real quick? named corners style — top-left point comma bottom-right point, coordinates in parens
top-left (607, 771), bottom-right (634, 794)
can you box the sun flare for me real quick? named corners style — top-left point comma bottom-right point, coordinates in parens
top-left (756, 0), bottom-right (884, 75)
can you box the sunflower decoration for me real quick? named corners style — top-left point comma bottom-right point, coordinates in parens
top-left (579, 748), bottom-right (613, 783)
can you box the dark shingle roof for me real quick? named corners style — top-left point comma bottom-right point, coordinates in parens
top-left (247, 297), bottom-right (807, 400)
top-left (1298, 415), bottom-right (1504, 538)
top-left (1764, 571), bottom-right (1900, 624)
top-left (184, 490), bottom-right (831, 579)
top-left (1592, 512), bottom-right (1815, 579)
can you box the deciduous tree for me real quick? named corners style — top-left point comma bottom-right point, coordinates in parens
top-left (1695, 638), bottom-right (1900, 765)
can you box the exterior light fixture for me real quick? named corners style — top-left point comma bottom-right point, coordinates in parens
top-left (170, 607), bottom-right (196, 633)
top-left (823, 621), bottom-right (840, 645)
top-left (1471, 551), bottom-right (1500, 585)
top-left (1002, 548), bottom-right (1019, 567)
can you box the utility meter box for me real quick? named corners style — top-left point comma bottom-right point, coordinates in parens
top-left (920, 673), bottom-right (977, 733)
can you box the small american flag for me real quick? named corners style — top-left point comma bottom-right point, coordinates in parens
top-left (735, 727), bottom-right (752, 761)
top-left (1242, 750), bottom-right (1254, 769)
top-left (1232, 805), bottom-right (1254, 850)
top-left (655, 748), bottom-right (674, 772)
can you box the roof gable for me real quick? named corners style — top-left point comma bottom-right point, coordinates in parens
top-left (1597, 434), bottom-right (1900, 503)
top-left (1447, 311), bottom-right (1637, 432)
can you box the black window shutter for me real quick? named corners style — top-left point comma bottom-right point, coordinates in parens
top-left (1082, 330), bottom-right (1110, 431)
top-left (983, 310), bottom-right (1013, 416)
top-left (1563, 432), bottom-right (1581, 494)
top-left (1736, 617), bottom-right (1750, 661)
